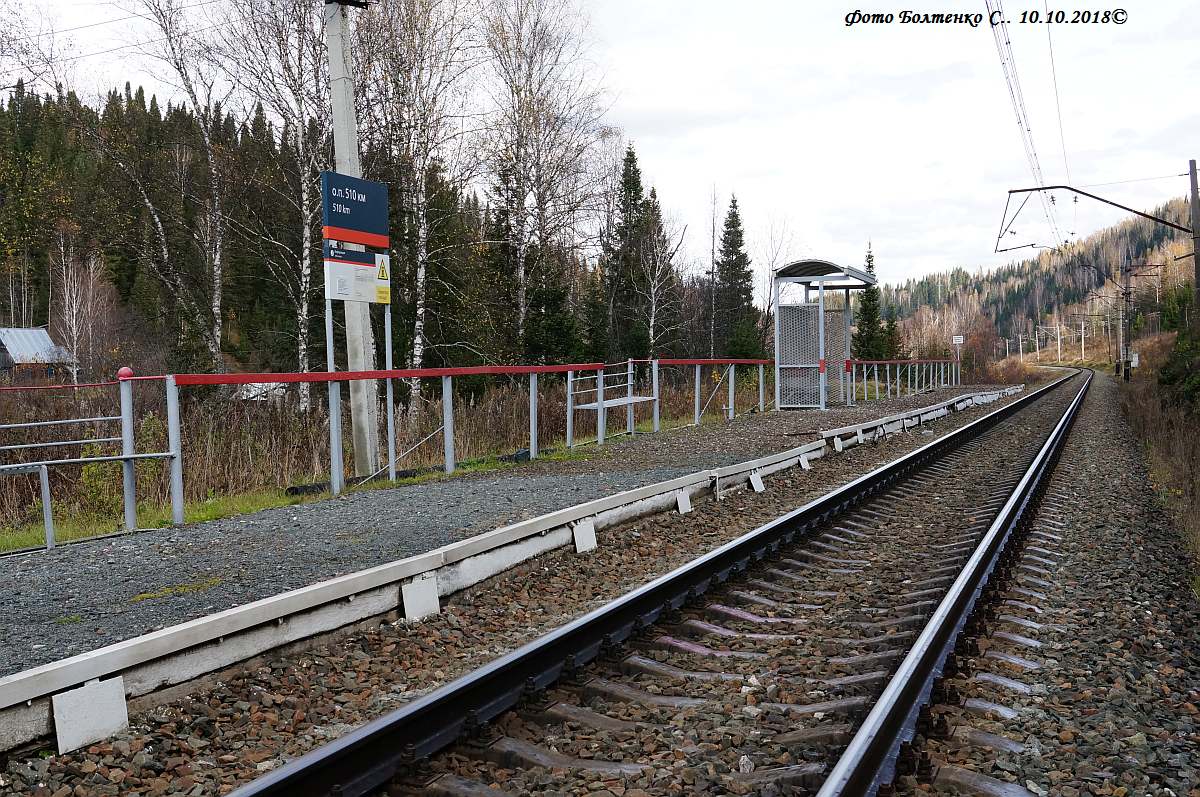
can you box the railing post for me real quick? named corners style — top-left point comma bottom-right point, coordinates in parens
top-left (384, 304), bottom-right (396, 482)
top-left (850, 362), bottom-right (856, 405)
top-left (165, 375), bottom-right (184, 525)
top-left (442, 375), bottom-right (455, 474)
top-left (874, 364), bottom-right (880, 400)
top-left (727, 364), bottom-right (735, 420)
top-left (39, 464), bottom-right (54, 549)
top-left (758, 363), bottom-right (765, 412)
top-left (329, 381), bottom-right (344, 495)
top-left (529, 372), bottom-right (538, 459)
top-left (325, 298), bottom-right (343, 496)
top-left (597, 368), bottom-right (606, 445)
top-left (652, 360), bottom-right (661, 431)
top-left (566, 370), bottom-right (575, 448)
top-left (886, 364), bottom-right (891, 398)
top-left (693, 364), bottom-right (701, 426)
top-left (118, 368), bottom-right (137, 531)
top-left (626, 358), bottom-right (634, 435)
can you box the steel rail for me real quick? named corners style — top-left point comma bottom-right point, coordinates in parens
top-left (818, 368), bottom-right (1092, 796)
top-left (229, 371), bottom-right (1080, 797)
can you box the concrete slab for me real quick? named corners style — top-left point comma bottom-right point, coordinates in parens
top-left (572, 518), bottom-right (597, 553)
top-left (52, 677), bottom-right (128, 754)
top-left (401, 573), bottom-right (440, 621)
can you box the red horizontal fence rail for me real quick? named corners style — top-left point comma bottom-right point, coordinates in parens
top-left (3, 358), bottom-right (777, 545)
top-left (846, 359), bottom-right (952, 366)
top-left (173, 363), bottom-right (606, 386)
top-left (658, 358), bottom-right (772, 366)
top-left (0, 380), bottom-right (119, 392)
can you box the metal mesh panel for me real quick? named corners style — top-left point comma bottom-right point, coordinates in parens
top-left (780, 366), bottom-right (821, 407)
top-left (824, 309), bottom-right (847, 361)
top-left (778, 303), bottom-right (821, 407)
top-left (779, 304), bottom-right (820, 366)
top-left (776, 304), bottom-right (854, 408)
top-left (825, 308), bottom-right (847, 405)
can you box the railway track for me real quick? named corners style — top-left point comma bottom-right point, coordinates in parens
top-left (230, 369), bottom-right (1090, 797)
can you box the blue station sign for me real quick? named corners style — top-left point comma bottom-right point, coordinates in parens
top-left (320, 171), bottom-right (390, 249)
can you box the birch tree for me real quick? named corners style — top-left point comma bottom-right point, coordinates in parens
top-left (135, 0), bottom-right (229, 371)
top-left (482, 0), bottom-right (606, 336)
top-left (50, 224), bottom-right (115, 382)
top-left (357, 0), bottom-right (478, 422)
top-left (213, 0), bottom-right (330, 406)
top-left (634, 197), bottom-right (685, 356)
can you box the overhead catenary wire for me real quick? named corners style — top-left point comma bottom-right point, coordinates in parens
top-left (1041, 1), bottom-right (1077, 237)
top-left (984, 0), bottom-right (1064, 247)
top-left (0, 3), bottom-right (279, 83)
top-left (8, 0), bottom-right (223, 44)
top-left (1079, 173), bottom-right (1189, 189)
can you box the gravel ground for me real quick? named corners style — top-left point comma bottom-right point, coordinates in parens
top-left (0, 383), bottom-right (1020, 677)
top-left (900, 372), bottom-right (1200, 797)
top-left (0, 379), bottom-right (1051, 796)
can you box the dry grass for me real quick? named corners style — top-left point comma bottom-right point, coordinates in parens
top-left (974, 357), bottom-right (1048, 385)
top-left (1121, 332), bottom-right (1200, 572)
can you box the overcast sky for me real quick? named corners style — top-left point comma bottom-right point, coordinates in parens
top-left (41, 0), bottom-right (1200, 291)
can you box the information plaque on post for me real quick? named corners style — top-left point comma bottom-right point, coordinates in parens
top-left (323, 244), bottom-right (391, 304)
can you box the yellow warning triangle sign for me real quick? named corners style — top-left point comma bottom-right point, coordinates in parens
top-left (376, 259), bottom-right (389, 281)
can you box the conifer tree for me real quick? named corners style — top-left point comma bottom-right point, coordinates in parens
top-left (852, 245), bottom-right (885, 359)
top-left (884, 307), bottom-right (904, 358)
top-left (715, 196), bottom-right (760, 357)
top-left (604, 144), bottom-right (647, 358)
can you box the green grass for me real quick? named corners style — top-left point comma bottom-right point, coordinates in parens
top-left (130, 576), bottom-right (222, 603)
top-left (0, 488), bottom-right (313, 554)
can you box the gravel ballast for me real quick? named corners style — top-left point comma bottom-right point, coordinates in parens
top-left (0, 383), bottom-right (1046, 796)
top-left (0, 384), bottom-right (1017, 677)
top-left (901, 372), bottom-right (1200, 797)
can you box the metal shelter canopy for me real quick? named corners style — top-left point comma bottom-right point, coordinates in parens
top-left (774, 258), bottom-right (876, 288)
top-left (773, 259), bottom-right (876, 411)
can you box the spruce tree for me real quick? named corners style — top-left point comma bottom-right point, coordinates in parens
top-left (715, 196), bottom-right (760, 357)
top-left (884, 307), bottom-right (904, 358)
top-left (605, 144), bottom-right (647, 359)
top-left (852, 246), bottom-right (885, 359)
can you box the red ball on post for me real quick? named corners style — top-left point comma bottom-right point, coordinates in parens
top-left (117, 366), bottom-right (135, 380)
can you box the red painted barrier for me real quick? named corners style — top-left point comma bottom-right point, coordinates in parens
top-left (5, 358), bottom-right (772, 392)
top-left (849, 359), bottom-right (953, 365)
top-left (657, 358), bottom-right (772, 366)
top-left (173, 362), bottom-right (607, 387)
top-left (0, 380), bottom-right (118, 392)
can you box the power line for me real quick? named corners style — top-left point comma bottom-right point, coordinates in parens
top-left (984, 0), bottom-right (1065, 246)
top-left (1043, 0), bottom-right (1071, 186)
top-left (0, 5), bottom-right (276, 83)
top-left (1079, 173), bottom-right (1188, 188)
top-left (9, 0), bottom-right (223, 44)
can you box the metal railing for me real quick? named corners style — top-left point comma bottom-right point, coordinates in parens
top-left (845, 358), bottom-right (960, 405)
top-left (567, 359), bottom-right (771, 446)
top-left (6, 354), bottom-right (962, 549)
top-left (0, 371), bottom-right (175, 548)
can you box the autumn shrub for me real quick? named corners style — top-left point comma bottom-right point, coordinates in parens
top-left (1121, 332), bottom-right (1200, 569)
